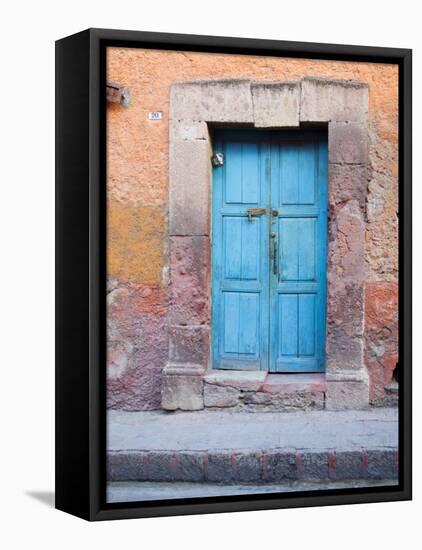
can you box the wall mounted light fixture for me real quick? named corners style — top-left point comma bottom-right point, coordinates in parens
top-left (106, 81), bottom-right (131, 107)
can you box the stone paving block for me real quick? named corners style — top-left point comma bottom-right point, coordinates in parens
top-left (264, 450), bottom-right (297, 481)
top-left (178, 452), bottom-right (205, 482)
top-left (107, 452), bottom-right (148, 481)
top-left (298, 451), bottom-right (329, 480)
top-left (252, 81), bottom-right (300, 127)
top-left (235, 452), bottom-right (262, 482)
top-left (333, 451), bottom-right (364, 480)
top-left (367, 449), bottom-right (398, 479)
top-left (148, 451), bottom-right (175, 481)
top-left (206, 452), bottom-right (233, 482)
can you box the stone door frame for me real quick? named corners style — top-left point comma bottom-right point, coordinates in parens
top-left (162, 77), bottom-right (370, 411)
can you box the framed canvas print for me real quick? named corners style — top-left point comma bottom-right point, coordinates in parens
top-left (55, 28), bottom-right (412, 521)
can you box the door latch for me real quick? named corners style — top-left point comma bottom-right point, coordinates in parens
top-left (211, 152), bottom-right (224, 167)
top-left (246, 208), bottom-right (266, 222)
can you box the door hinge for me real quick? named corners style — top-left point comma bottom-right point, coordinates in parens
top-left (211, 152), bottom-right (224, 167)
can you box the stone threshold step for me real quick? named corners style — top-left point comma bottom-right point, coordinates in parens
top-left (108, 447), bottom-right (398, 483)
top-left (203, 372), bottom-right (327, 410)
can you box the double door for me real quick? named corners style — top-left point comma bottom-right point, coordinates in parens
top-left (211, 129), bottom-right (327, 372)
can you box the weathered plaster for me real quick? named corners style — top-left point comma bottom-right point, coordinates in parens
top-left (107, 48), bottom-right (398, 410)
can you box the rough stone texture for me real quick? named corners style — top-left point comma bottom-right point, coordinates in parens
top-left (329, 122), bottom-right (368, 164)
top-left (327, 200), bottom-right (365, 382)
top-left (251, 81), bottom-right (300, 127)
top-left (169, 119), bottom-right (210, 142)
top-left (366, 133), bottom-right (398, 282)
top-left (168, 236), bottom-right (210, 326)
top-left (169, 139), bottom-right (211, 236)
top-left (204, 370), bottom-right (266, 391)
top-left (264, 450), bottom-right (297, 481)
top-left (107, 452), bottom-right (149, 481)
top-left (325, 376), bottom-right (370, 411)
top-left (204, 383), bottom-right (240, 408)
top-left (106, 450), bottom-right (398, 483)
top-left (203, 373), bottom-right (325, 411)
top-left (178, 452), bottom-right (205, 482)
top-left (169, 326), bottom-right (210, 365)
top-left (326, 283), bottom-right (364, 373)
top-left (242, 392), bottom-right (272, 406)
top-left (170, 80), bottom-right (254, 122)
top-left (235, 453), bottom-right (262, 482)
top-left (148, 452), bottom-right (175, 481)
top-left (107, 48), bottom-right (398, 410)
top-left (328, 163), bottom-right (368, 215)
top-left (367, 449), bottom-right (398, 479)
top-left (161, 373), bottom-right (204, 411)
top-left (242, 391), bottom-right (325, 411)
top-left (364, 282), bottom-right (399, 405)
top-left (297, 452), bottom-right (329, 480)
top-left (107, 449), bottom-right (398, 484)
top-left (206, 452), bottom-right (233, 482)
top-left (300, 78), bottom-right (368, 123)
top-left (333, 451), bottom-right (365, 480)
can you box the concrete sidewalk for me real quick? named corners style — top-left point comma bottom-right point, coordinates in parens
top-left (107, 479), bottom-right (398, 503)
top-left (107, 408), bottom-right (398, 483)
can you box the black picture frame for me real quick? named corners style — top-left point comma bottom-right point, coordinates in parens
top-left (55, 28), bottom-right (412, 521)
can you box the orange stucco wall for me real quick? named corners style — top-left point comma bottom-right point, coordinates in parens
top-left (107, 47), bottom-right (398, 409)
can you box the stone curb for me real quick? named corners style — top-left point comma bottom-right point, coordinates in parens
top-left (108, 448), bottom-right (398, 483)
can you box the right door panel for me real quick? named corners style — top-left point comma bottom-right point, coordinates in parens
top-left (269, 135), bottom-right (328, 373)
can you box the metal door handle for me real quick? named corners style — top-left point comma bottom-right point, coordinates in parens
top-left (270, 233), bottom-right (278, 275)
top-left (246, 208), bottom-right (266, 222)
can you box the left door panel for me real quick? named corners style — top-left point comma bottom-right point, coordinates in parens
top-left (212, 132), bottom-right (270, 370)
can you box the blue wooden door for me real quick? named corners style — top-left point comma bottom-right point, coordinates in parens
top-left (212, 129), bottom-right (327, 372)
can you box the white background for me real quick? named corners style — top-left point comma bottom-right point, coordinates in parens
top-left (0, 1), bottom-right (419, 548)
